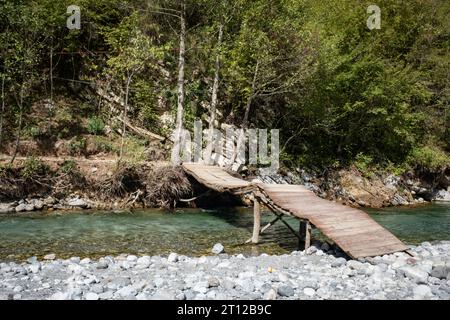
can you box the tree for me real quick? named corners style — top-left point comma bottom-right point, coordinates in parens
top-left (104, 12), bottom-right (163, 162)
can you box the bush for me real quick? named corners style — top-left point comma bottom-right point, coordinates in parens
top-left (353, 153), bottom-right (374, 176)
top-left (59, 160), bottom-right (77, 174)
top-left (408, 146), bottom-right (450, 173)
top-left (28, 126), bottom-right (42, 139)
top-left (22, 157), bottom-right (50, 179)
top-left (69, 137), bottom-right (87, 156)
top-left (87, 117), bottom-right (105, 135)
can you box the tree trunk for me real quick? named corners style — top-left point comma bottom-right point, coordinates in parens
top-left (205, 22), bottom-right (224, 164)
top-left (243, 60), bottom-right (259, 128)
top-left (119, 75), bottom-right (132, 163)
top-left (0, 75), bottom-right (5, 147)
top-left (227, 60), bottom-right (260, 169)
top-left (172, 2), bottom-right (187, 165)
top-left (10, 83), bottom-right (24, 165)
top-left (50, 40), bottom-right (54, 109)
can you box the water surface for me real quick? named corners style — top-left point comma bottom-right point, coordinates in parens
top-left (0, 203), bottom-right (448, 261)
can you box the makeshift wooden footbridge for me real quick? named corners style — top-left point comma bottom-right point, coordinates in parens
top-left (182, 163), bottom-right (409, 259)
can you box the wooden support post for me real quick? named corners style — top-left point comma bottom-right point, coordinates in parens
top-left (251, 198), bottom-right (261, 244)
top-left (299, 220), bottom-right (312, 250)
top-left (305, 221), bottom-right (311, 249)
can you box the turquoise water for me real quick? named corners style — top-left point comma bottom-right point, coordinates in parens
top-left (0, 203), bottom-right (449, 261)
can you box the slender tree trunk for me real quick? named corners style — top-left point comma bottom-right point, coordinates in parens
top-left (243, 60), bottom-right (259, 128)
top-left (227, 60), bottom-right (260, 170)
top-left (10, 82), bottom-right (24, 165)
top-left (205, 22), bottom-right (224, 164)
top-left (172, 1), bottom-right (186, 165)
top-left (0, 75), bottom-right (5, 147)
top-left (119, 75), bottom-right (132, 163)
top-left (50, 43), bottom-right (54, 109)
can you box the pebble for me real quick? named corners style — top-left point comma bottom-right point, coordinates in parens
top-left (0, 241), bottom-right (448, 300)
top-left (212, 243), bottom-right (225, 254)
top-left (303, 288), bottom-right (316, 296)
top-left (278, 285), bottom-right (294, 297)
top-left (43, 254), bottom-right (56, 260)
top-left (85, 292), bottom-right (99, 300)
top-left (168, 253), bottom-right (178, 263)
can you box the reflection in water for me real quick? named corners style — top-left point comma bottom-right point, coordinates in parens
top-left (0, 203), bottom-right (448, 261)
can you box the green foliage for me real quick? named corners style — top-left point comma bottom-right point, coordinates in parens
top-left (68, 137), bottom-right (87, 156)
top-left (93, 137), bottom-right (117, 153)
top-left (353, 153), bottom-right (374, 175)
top-left (0, 0), bottom-right (448, 174)
top-left (87, 117), bottom-right (105, 135)
top-left (408, 146), bottom-right (450, 173)
top-left (59, 160), bottom-right (77, 174)
top-left (28, 126), bottom-right (42, 139)
top-left (22, 157), bottom-right (49, 179)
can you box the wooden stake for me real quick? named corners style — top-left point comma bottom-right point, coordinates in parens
top-left (305, 221), bottom-right (311, 249)
top-left (299, 220), bottom-right (312, 250)
top-left (251, 198), bottom-right (261, 244)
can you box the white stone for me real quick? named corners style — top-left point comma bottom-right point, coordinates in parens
top-left (85, 292), bottom-right (99, 300)
top-left (212, 243), bottom-right (225, 254)
top-left (413, 285), bottom-right (432, 299)
top-left (264, 288), bottom-right (277, 300)
top-left (168, 253), bottom-right (179, 263)
top-left (303, 288), bottom-right (315, 296)
top-left (43, 254), bottom-right (56, 260)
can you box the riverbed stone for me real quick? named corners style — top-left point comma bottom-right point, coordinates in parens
top-left (399, 266), bottom-right (429, 284)
top-left (168, 253), bottom-right (179, 263)
top-left (413, 285), bottom-right (432, 299)
top-left (85, 292), bottom-right (99, 300)
top-left (67, 198), bottom-right (88, 208)
top-left (303, 287), bottom-right (315, 297)
top-left (331, 257), bottom-right (347, 267)
top-left (212, 243), bottom-right (225, 254)
top-left (15, 204), bottom-right (27, 212)
top-left (278, 285), bottom-right (294, 297)
top-left (430, 265), bottom-right (449, 280)
top-left (43, 254), bottom-right (56, 260)
top-left (0, 241), bottom-right (449, 300)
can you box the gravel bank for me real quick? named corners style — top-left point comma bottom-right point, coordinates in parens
top-left (0, 241), bottom-right (449, 300)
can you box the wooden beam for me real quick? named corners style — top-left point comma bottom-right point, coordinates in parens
top-left (251, 198), bottom-right (261, 244)
top-left (245, 215), bottom-right (281, 244)
top-left (305, 221), bottom-right (311, 249)
top-left (299, 220), bottom-right (312, 250)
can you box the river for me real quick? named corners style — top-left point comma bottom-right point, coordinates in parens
top-left (0, 203), bottom-right (449, 261)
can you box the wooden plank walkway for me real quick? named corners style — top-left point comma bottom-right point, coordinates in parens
top-left (182, 164), bottom-right (408, 259)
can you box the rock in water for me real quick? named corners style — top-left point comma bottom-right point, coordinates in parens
top-left (212, 243), bottom-right (225, 254)
top-left (43, 254), bottom-right (56, 260)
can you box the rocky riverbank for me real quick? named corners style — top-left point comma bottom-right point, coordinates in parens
top-left (1, 241), bottom-right (449, 300)
top-left (256, 167), bottom-right (450, 208)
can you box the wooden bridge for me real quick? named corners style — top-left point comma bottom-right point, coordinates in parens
top-left (182, 163), bottom-right (409, 259)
